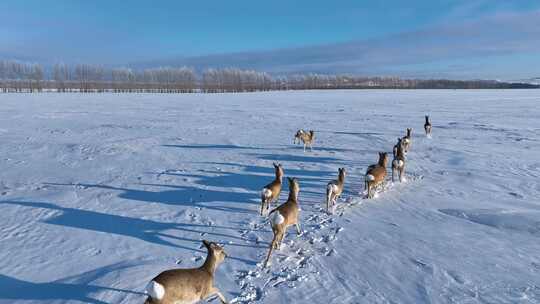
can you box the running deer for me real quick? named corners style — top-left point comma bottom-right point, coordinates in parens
top-left (293, 130), bottom-right (303, 144)
top-left (392, 138), bottom-right (406, 183)
top-left (264, 177), bottom-right (301, 268)
top-left (260, 163), bottom-right (284, 216)
top-left (424, 115), bottom-right (432, 137)
top-left (144, 240), bottom-right (229, 304)
top-left (392, 137), bottom-right (401, 158)
top-left (294, 129), bottom-right (315, 152)
top-left (402, 128), bottom-right (412, 153)
top-left (326, 168), bottom-right (346, 213)
top-left (365, 152), bottom-right (389, 199)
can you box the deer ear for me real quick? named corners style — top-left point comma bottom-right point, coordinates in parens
top-left (202, 240), bottom-right (211, 249)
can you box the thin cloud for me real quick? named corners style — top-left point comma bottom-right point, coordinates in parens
top-left (136, 9), bottom-right (540, 78)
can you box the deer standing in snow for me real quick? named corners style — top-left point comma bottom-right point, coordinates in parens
top-left (326, 168), bottom-right (346, 213)
top-left (293, 130), bottom-right (303, 144)
top-left (401, 128), bottom-right (412, 153)
top-left (424, 115), bottom-right (432, 137)
top-left (392, 138), bottom-right (406, 183)
top-left (365, 152), bottom-right (389, 199)
top-left (264, 177), bottom-right (301, 268)
top-left (144, 240), bottom-right (229, 304)
top-left (294, 129), bottom-right (315, 152)
top-left (260, 163), bottom-right (284, 216)
top-left (392, 137), bottom-right (401, 159)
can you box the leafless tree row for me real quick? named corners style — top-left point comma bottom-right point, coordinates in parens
top-left (111, 67), bottom-right (196, 93)
top-left (0, 59), bottom-right (537, 93)
top-left (0, 60), bottom-right (44, 92)
top-left (201, 68), bottom-right (274, 92)
top-left (1, 61), bottom-right (198, 93)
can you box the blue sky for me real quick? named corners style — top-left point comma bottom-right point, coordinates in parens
top-left (1, 0), bottom-right (539, 79)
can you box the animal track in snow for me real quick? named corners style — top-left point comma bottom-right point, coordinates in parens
top-left (231, 169), bottom-right (424, 302)
top-left (230, 198), bottom-right (354, 303)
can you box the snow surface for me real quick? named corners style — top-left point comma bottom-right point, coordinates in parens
top-left (1, 90), bottom-right (539, 303)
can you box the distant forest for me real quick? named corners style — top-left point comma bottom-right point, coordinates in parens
top-left (0, 60), bottom-right (538, 93)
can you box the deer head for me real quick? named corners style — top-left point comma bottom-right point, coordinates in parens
top-left (287, 177), bottom-right (300, 200)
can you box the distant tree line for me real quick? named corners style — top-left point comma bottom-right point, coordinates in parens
top-left (0, 60), bottom-right (538, 93)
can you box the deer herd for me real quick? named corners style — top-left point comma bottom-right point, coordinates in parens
top-left (144, 118), bottom-right (433, 304)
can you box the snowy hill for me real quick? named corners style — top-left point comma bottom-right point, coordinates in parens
top-left (1, 90), bottom-right (539, 303)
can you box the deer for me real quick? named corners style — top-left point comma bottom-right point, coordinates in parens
top-left (392, 137), bottom-right (401, 158)
top-left (424, 115), bottom-right (432, 137)
top-left (260, 163), bottom-right (284, 216)
top-left (293, 129), bottom-right (315, 152)
top-left (326, 168), bottom-right (346, 214)
top-left (364, 152), bottom-right (389, 199)
top-left (264, 177), bottom-right (301, 268)
top-left (144, 240), bottom-right (229, 304)
top-left (392, 138), bottom-right (406, 183)
top-left (401, 128), bottom-right (412, 153)
top-left (293, 130), bottom-right (303, 144)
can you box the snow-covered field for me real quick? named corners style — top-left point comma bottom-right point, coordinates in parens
top-left (1, 90), bottom-right (539, 304)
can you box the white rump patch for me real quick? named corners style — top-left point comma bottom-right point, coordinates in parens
top-left (398, 160), bottom-right (404, 167)
top-left (393, 160), bottom-right (404, 167)
top-left (327, 183), bottom-right (338, 193)
top-left (271, 211), bottom-right (285, 226)
top-left (262, 188), bottom-right (272, 198)
top-left (146, 280), bottom-right (165, 300)
top-left (366, 174), bottom-right (375, 182)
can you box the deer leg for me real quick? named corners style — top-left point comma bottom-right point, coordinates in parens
top-left (326, 189), bottom-right (331, 212)
top-left (392, 167), bottom-right (395, 183)
top-left (264, 234), bottom-right (278, 267)
top-left (271, 227), bottom-right (279, 249)
top-left (210, 287), bottom-right (229, 304)
top-left (277, 230), bottom-right (286, 249)
top-left (260, 200), bottom-right (265, 216)
top-left (364, 179), bottom-right (368, 194)
top-left (295, 223), bottom-right (301, 235)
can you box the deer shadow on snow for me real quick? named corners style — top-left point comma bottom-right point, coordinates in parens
top-left (162, 144), bottom-right (265, 150)
top-left (0, 259), bottom-right (143, 304)
top-left (49, 182), bottom-right (257, 215)
top-left (0, 201), bottom-right (262, 264)
top-left (157, 165), bottom-right (329, 193)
